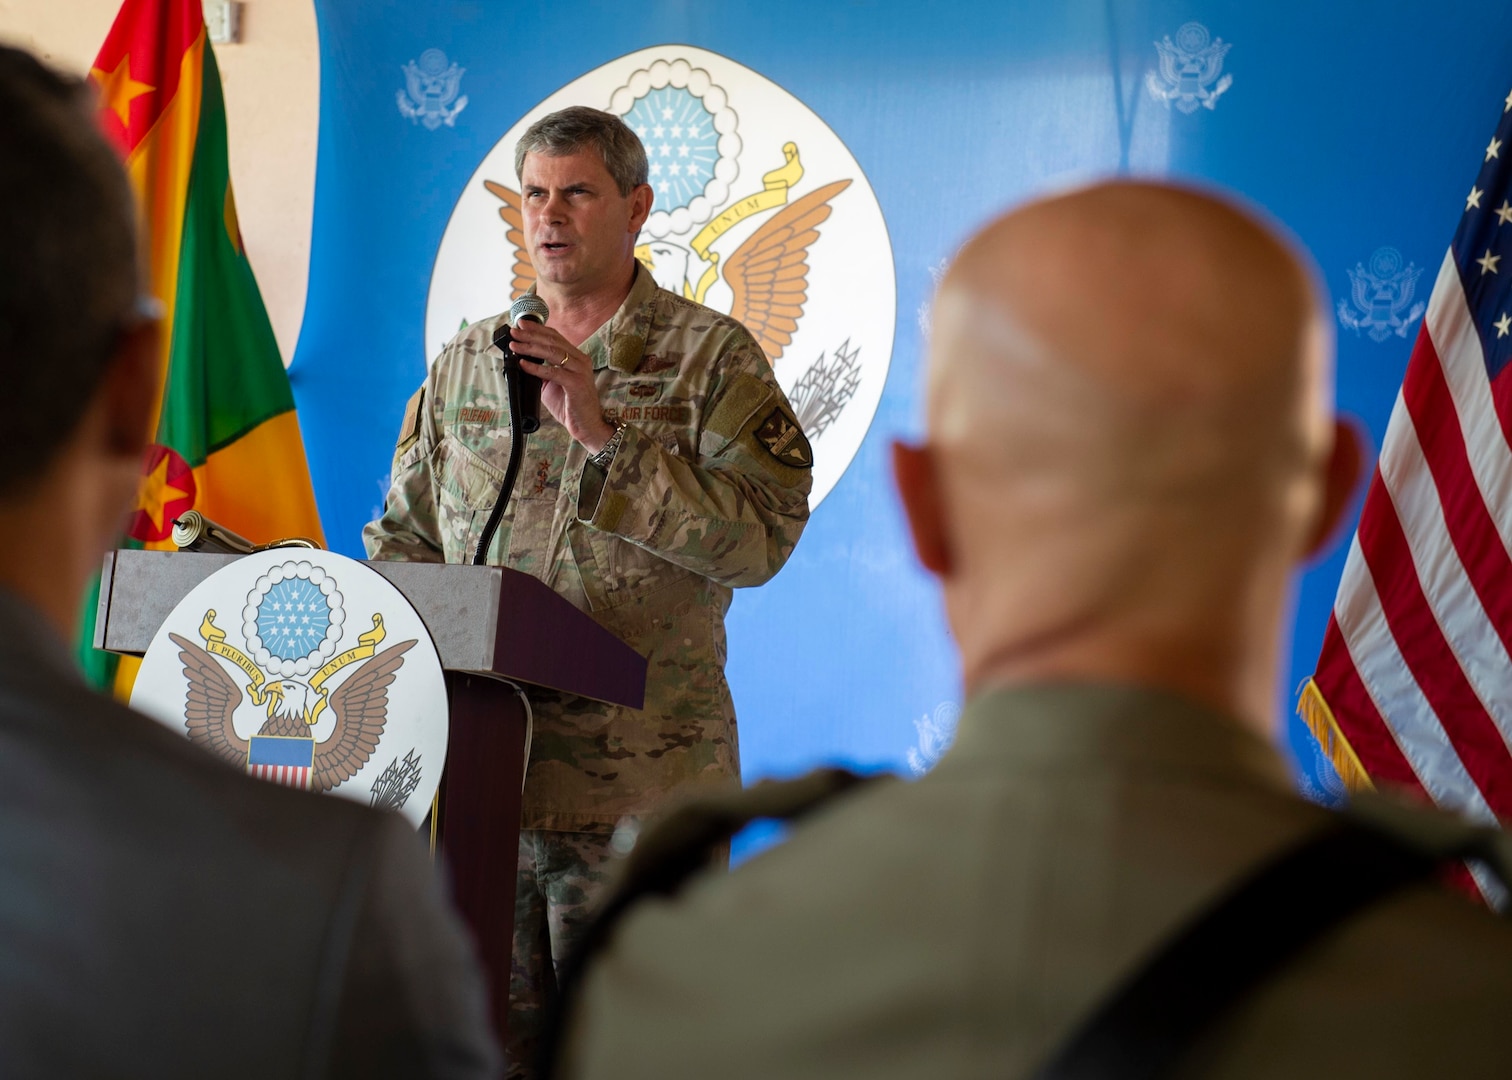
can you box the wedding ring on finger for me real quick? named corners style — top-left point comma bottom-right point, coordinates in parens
top-left (556, 353), bottom-right (570, 368)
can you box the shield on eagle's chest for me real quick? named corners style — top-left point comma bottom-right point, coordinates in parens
top-left (247, 735), bottom-right (315, 790)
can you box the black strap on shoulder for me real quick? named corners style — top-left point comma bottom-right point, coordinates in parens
top-left (1033, 819), bottom-right (1495, 1080)
top-left (536, 768), bottom-right (880, 1079)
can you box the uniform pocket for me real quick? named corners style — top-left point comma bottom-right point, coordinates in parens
top-left (434, 435), bottom-right (505, 508)
top-left (432, 435), bottom-right (505, 561)
top-left (579, 526), bottom-right (687, 612)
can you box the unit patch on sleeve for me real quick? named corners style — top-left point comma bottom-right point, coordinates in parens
top-left (755, 408), bottom-right (814, 469)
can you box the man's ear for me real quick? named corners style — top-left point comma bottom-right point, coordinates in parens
top-left (103, 319), bottom-right (161, 460)
top-left (1304, 416), bottom-right (1366, 560)
top-left (891, 439), bottom-right (953, 577)
top-left (628, 183), bottom-right (653, 234)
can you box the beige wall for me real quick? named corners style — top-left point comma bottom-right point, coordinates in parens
top-left (0, 0), bottom-right (319, 364)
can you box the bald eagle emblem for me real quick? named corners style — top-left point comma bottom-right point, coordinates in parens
top-left (1337, 247), bottom-right (1426, 343)
top-left (170, 560), bottom-right (416, 793)
top-left (398, 48), bottom-right (468, 131)
top-left (426, 47), bottom-right (898, 510)
top-left (1146, 22), bottom-right (1233, 114)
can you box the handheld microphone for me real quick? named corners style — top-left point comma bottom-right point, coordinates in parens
top-left (493, 294), bottom-right (551, 434)
top-left (474, 292), bottom-right (552, 563)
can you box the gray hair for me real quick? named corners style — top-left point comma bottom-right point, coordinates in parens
top-left (513, 106), bottom-right (648, 195)
top-left (0, 45), bottom-right (140, 496)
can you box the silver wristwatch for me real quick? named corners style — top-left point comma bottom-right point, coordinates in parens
top-left (590, 417), bottom-right (627, 471)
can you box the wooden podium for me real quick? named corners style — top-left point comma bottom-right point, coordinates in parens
top-left (95, 548), bottom-right (647, 1048)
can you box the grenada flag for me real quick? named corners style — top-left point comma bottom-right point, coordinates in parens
top-left (84, 0), bottom-right (324, 691)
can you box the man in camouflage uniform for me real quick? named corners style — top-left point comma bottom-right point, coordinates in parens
top-left (363, 105), bottom-right (812, 1076)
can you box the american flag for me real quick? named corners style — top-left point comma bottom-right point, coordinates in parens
top-left (247, 735), bottom-right (315, 791)
top-left (1301, 87), bottom-right (1512, 906)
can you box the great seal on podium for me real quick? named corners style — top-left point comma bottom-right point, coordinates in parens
top-left (130, 549), bottom-right (449, 829)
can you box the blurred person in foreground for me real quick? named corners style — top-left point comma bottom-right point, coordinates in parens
top-left (0, 44), bottom-right (496, 1078)
top-left (559, 181), bottom-right (1512, 1077)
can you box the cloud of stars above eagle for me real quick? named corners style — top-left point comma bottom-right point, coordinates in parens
top-left (257, 578), bottom-right (332, 661)
top-left (624, 87), bottom-right (719, 209)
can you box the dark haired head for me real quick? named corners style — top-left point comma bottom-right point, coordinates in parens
top-left (513, 106), bottom-right (649, 196)
top-left (0, 45), bottom-right (143, 497)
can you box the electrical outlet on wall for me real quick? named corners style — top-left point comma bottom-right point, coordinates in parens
top-left (203, 0), bottom-right (242, 45)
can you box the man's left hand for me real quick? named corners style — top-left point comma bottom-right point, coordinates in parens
top-left (508, 319), bottom-right (616, 453)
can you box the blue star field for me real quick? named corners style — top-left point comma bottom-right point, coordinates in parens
top-left (257, 578), bottom-right (333, 662)
top-left (623, 87), bottom-right (718, 211)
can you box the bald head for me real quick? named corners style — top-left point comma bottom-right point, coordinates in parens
top-left (932, 182), bottom-right (1330, 510)
top-left (897, 181), bottom-right (1357, 728)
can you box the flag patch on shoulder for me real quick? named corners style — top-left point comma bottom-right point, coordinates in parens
top-left (398, 387), bottom-right (425, 452)
top-left (755, 408), bottom-right (813, 469)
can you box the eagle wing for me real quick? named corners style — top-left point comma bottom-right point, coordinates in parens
top-left (171, 632), bottom-right (248, 766)
top-left (1347, 266), bottom-right (1373, 312)
top-left (483, 180), bottom-right (537, 298)
top-left (312, 639), bottom-right (415, 793)
top-left (1153, 38), bottom-right (1180, 83)
top-left (403, 64), bottom-right (426, 104)
top-left (1403, 264), bottom-right (1425, 299)
top-left (723, 180), bottom-right (851, 365)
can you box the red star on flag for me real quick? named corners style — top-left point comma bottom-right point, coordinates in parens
top-left (128, 444), bottom-right (196, 542)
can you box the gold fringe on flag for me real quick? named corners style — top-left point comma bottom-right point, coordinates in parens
top-left (1296, 678), bottom-right (1375, 793)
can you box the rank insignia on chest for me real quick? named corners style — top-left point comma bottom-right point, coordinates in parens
top-left (755, 408), bottom-right (814, 469)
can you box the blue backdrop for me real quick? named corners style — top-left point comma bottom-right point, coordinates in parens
top-left (289, 1), bottom-right (1512, 849)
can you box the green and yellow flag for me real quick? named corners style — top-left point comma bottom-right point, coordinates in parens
top-left (85, 0), bottom-right (324, 692)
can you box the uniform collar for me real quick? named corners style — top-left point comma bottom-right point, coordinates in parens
top-left (579, 262), bottom-right (658, 374)
top-left (944, 680), bottom-right (1294, 794)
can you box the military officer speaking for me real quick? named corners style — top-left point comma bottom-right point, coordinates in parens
top-left (363, 105), bottom-right (813, 1077)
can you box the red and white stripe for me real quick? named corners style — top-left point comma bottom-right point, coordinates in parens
top-left (249, 763), bottom-right (313, 790)
top-left (1316, 252), bottom-right (1512, 902)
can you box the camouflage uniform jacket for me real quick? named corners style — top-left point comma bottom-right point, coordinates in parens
top-left (363, 267), bottom-right (812, 833)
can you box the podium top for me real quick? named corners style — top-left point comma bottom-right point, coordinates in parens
top-left (96, 549), bottom-right (645, 709)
